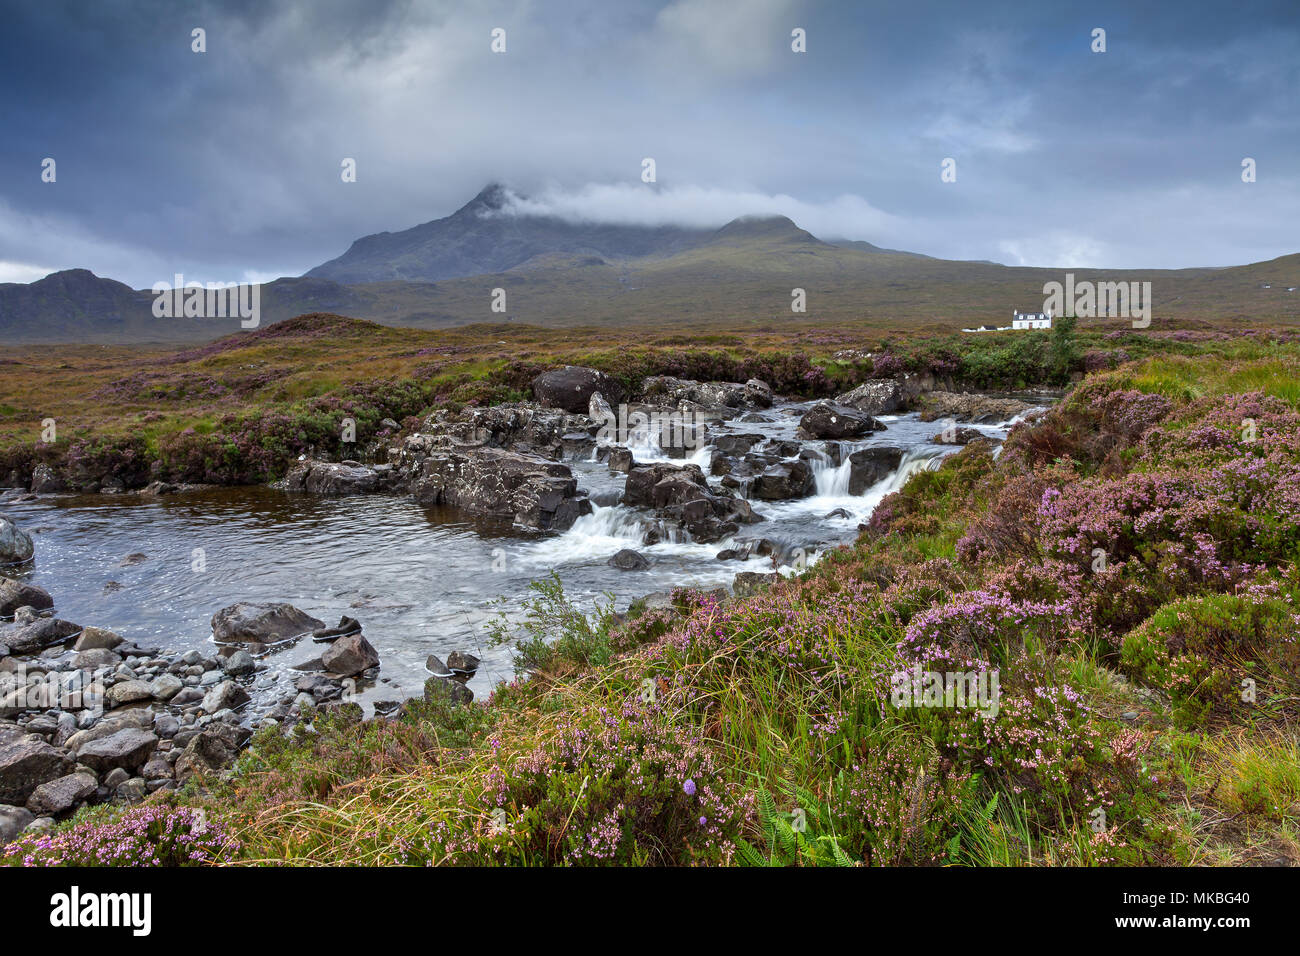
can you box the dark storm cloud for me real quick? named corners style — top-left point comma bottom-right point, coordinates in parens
top-left (0, 0), bottom-right (1296, 286)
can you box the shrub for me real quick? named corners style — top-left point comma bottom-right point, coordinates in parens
top-left (486, 573), bottom-right (620, 675)
top-left (1120, 590), bottom-right (1300, 726)
top-left (3, 805), bottom-right (239, 867)
top-left (470, 703), bottom-right (751, 865)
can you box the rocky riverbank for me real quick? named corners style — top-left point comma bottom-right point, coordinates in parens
top-left (1, 530), bottom-right (501, 840)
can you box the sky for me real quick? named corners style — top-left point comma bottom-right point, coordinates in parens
top-left (1, 0), bottom-right (1297, 288)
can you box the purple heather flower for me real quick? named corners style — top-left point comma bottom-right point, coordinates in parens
top-left (683, 778), bottom-right (696, 796)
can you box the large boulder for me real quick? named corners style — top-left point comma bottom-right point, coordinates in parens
top-left (743, 379), bottom-right (774, 408)
top-left (622, 461), bottom-right (764, 543)
top-left (73, 647), bottom-right (121, 669)
top-left (607, 447), bottom-right (635, 474)
top-left (321, 633), bottom-right (380, 677)
top-left (0, 577), bottom-right (53, 616)
top-left (608, 549), bottom-right (650, 570)
top-left (835, 380), bottom-right (905, 416)
top-left (733, 571), bottom-right (780, 598)
top-left (73, 625), bottom-right (123, 651)
top-left (211, 602), bottom-right (324, 644)
top-left (532, 366), bottom-right (624, 414)
top-left (752, 461), bottom-right (816, 500)
top-left (410, 447), bottom-right (592, 531)
top-left (63, 713), bottom-right (151, 752)
top-left (281, 460), bottom-right (381, 495)
top-left (29, 464), bottom-right (67, 495)
top-left (846, 447), bottom-right (906, 495)
top-left (105, 680), bottom-right (154, 708)
top-left (930, 426), bottom-right (986, 445)
top-left (26, 772), bottom-right (97, 816)
top-left (414, 403), bottom-right (594, 458)
top-left (622, 462), bottom-right (711, 509)
top-left (0, 805), bottom-right (34, 842)
top-left (0, 734), bottom-right (75, 803)
top-left (798, 402), bottom-right (880, 440)
top-left (0, 617), bottom-right (81, 655)
top-left (173, 722), bottom-right (251, 782)
top-left (642, 377), bottom-right (773, 410)
top-left (712, 433), bottom-right (765, 457)
top-left (917, 391), bottom-right (1035, 424)
top-left (74, 728), bottom-right (157, 774)
top-left (0, 515), bottom-right (34, 565)
top-left (202, 679), bottom-right (250, 713)
top-left (672, 500), bottom-right (759, 543)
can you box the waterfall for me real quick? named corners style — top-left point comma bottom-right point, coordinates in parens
top-left (806, 443), bottom-right (863, 497)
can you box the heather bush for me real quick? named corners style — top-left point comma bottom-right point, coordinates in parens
top-left (2, 804), bottom-right (239, 867)
top-left (1120, 590), bottom-right (1300, 726)
top-left (877, 556), bottom-right (973, 624)
top-left (1083, 349), bottom-right (1116, 373)
top-left (922, 664), bottom-right (1106, 807)
top-left (955, 468), bottom-right (1054, 564)
top-left (62, 435), bottom-right (151, 488)
top-left (869, 352), bottom-right (905, 378)
top-left (897, 589), bottom-right (1083, 672)
top-left (469, 702), bottom-right (751, 865)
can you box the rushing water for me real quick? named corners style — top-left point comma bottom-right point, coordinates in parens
top-left (0, 401), bottom-right (1031, 711)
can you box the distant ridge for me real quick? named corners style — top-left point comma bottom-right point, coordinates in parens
top-left (1, 185), bottom-right (1297, 343)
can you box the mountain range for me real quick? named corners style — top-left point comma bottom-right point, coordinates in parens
top-left (2, 183), bottom-right (1297, 344)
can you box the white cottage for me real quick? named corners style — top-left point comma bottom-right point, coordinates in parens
top-left (1011, 310), bottom-right (1052, 330)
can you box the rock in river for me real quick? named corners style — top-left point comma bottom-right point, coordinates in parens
top-left (608, 548), bottom-right (650, 570)
top-left (74, 728), bottom-right (158, 774)
top-left (733, 571), bottom-right (780, 598)
top-left (0, 515), bottom-right (35, 565)
top-left (834, 380), bottom-right (904, 416)
top-left (73, 625), bottom-right (124, 651)
top-left (752, 460), bottom-right (815, 500)
top-left (211, 602), bottom-right (324, 644)
top-left (918, 391), bottom-right (1034, 424)
top-left (0, 617), bottom-right (81, 655)
top-left (0, 577), bottom-right (53, 616)
top-left (846, 447), bottom-right (906, 495)
top-left (202, 680), bottom-right (251, 714)
top-left (410, 447), bottom-right (592, 531)
top-left (26, 772), bottom-right (96, 816)
top-left (321, 633), bottom-right (380, 678)
top-left (798, 402), bottom-right (881, 440)
top-left (173, 722), bottom-right (251, 782)
top-left (281, 459), bottom-right (382, 495)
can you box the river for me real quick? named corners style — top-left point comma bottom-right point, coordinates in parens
top-left (0, 400), bottom-right (1033, 713)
